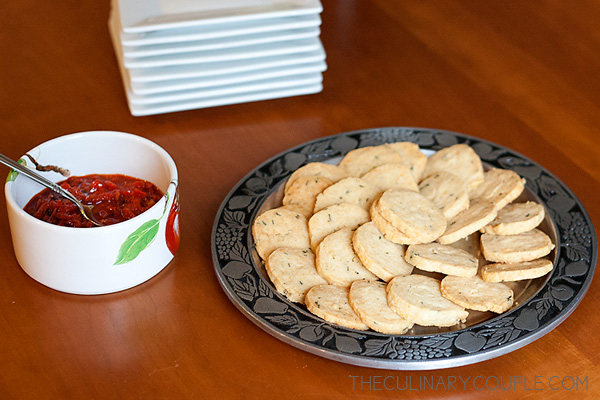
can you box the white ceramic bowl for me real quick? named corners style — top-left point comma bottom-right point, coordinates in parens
top-left (4, 131), bottom-right (180, 295)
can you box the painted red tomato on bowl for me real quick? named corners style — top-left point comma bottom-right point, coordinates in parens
top-left (165, 191), bottom-right (180, 255)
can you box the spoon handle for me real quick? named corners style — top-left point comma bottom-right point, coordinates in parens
top-left (0, 153), bottom-right (79, 203)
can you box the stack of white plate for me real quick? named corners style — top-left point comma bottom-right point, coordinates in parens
top-left (109, 0), bottom-right (326, 116)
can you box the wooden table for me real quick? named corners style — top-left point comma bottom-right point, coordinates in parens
top-left (1, 1), bottom-right (599, 398)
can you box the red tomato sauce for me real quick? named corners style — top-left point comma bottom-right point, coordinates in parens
top-left (24, 174), bottom-right (164, 227)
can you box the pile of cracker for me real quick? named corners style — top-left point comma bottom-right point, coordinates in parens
top-left (252, 142), bottom-right (555, 334)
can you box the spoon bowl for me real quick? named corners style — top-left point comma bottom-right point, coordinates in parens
top-left (0, 153), bottom-right (103, 226)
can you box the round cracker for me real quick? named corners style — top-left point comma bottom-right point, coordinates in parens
top-left (422, 144), bottom-right (484, 190)
top-left (469, 168), bottom-right (526, 210)
top-left (308, 202), bottom-right (370, 251)
top-left (266, 248), bottom-right (327, 304)
top-left (480, 229), bottom-right (555, 263)
top-left (281, 204), bottom-right (313, 219)
top-left (285, 162), bottom-right (347, 192)
top-left (376, 189), bottom-right (447, 243)
top-left (348, 280), bottom-right (414, 334)
top-left (481, 258), bottom-right (554, 282)
top-left (282, 175), bottom-right (333, 218)
top-left (313, 177), bottom-right (379, 213)
top-left (481, 201), bottom-right (545, 235)
top-left (405, 243), bottom-right (478, 277)
top-left (361, 163), bottom-right (419, 193)
top-left (418, 171), bottom-right (469, 219)
top-left (437, 200), bottom-right (497, 244)
top-left (305, 284), bottom-right (369, 330)
top-left (352, 221), bottom-right (413, 282)
top-left (385, 142), bottom-right (427, 182)
top-left (252, 206), bottom-right (310, 260)
top-left (386, 275), bottom-right (469, 327)
top-left (338, 145), bottom-right (404, 177)
top-left (441, 275), bottom-right (514, 313)
top-left (370, 199), bottom-right (423, 245)
top-left (315, 227), bottom-right (378, 287)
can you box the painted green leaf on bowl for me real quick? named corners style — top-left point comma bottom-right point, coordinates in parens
top-left (6, 158), bottom-right (25, 183)
top-left (114, 218), bottom-right (160, 265)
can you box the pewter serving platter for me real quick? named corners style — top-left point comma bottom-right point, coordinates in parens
top-left (211, 127), bottom-right (597, 370)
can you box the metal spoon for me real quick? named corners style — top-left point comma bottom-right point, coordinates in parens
top-left (0, 153), bottom-right (103, 227)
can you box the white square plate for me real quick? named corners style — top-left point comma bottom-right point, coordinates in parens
top-left (117, 0), bottom-right (322, 33)
top-left (130, 61), bottom-right (327, 95)
top-left (127, 83), bottom-right (323, 116)
top-left (118, 14), bottom-right (322, 46)
top-left (122, 37), bottom-right (324, 69)
top-left (122, 26), bottom-right (321, 58)
top-left (127, 73), bottom-right (323, 105)
top-left (128, 48), bottom-right (326, 82)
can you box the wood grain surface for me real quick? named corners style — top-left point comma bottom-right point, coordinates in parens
top-left (1, 1), bottom-right (598, 398)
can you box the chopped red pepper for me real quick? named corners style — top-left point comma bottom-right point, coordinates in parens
top-left (24, 174), bottom-right (164, 227)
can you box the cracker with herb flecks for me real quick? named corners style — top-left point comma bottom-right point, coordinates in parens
top-left (352, 221), bottom-right (413, 282)
top-left (305, 284), bottom-right (369, 330)
top-left (422, 143), bottom-right (484, 191)
top-left (361, 163), bottom-right (419, 194)
top-left (437, 200), bottom-right (497, 244)
top-left (419, 171), bottom-right (469, 219)
top-left (405, 243), bottom-right (478, 277)
top-left (313, 176), bottom-right (379, 213)
top-left (252, 206), bottom-right (310, 260)
top-left (376, 189), bottom-right (447, 244)
top-left (315, 227), bottom-right (378, 287)
top-left (284, 162), bottom-right (348, 192)
top-left (386, 274), bottom-right (469, 327)
top-left (469, 168), bottom-right (526, 209)
top-left (338, 145), bottom-right (404, 177)
top-left (441, 275), bottom-right (514, 313)
top-left (385, 142), bottom-right (427, 182)
top-left (481, 201), bottom-right (545, 235)
top-left (481, 258), bottom-right (554, 282)
top-left (308, 202), bottom-right (370, 251)
top-left (266, 248), bottom-right (327, 304)
top-left (370, 199), bottom-right (420, 245)
top-left (282, 175), bottom-right (333, 219)
top-left (349, 280), bottom-right (414, 334)
top-left (481, 229), bottom-right (555, 263)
